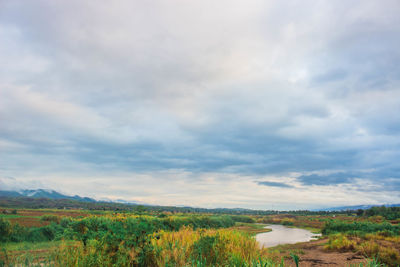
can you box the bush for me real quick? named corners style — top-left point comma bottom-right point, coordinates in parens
top-left (230, 215), bottom-right (255, 223)
top-left (40, 215), bottom-right (60, 223)
top-left (0, 218), bottom-right (12, 242)
top-left (0, 213), bottom-right (237, 263)
top-left (281, 219), bottom-right (294, 226)
top-left (324, 233), bottom-right (357, 252)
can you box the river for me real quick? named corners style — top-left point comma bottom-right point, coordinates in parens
top-left (255, 224), bottom-right (321, 248)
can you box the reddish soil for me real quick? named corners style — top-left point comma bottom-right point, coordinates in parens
top-left (270, 239), bottom-right (368, 267)
top-left (17, 209), bottom-right (90, 217)
top-left (9, 217), bottom-right (49, 227)
top-left (1, 208), bottom-right (93, 227)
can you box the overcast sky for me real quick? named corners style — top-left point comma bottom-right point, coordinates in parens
top-left (1, 0), bottom-right (400, 210)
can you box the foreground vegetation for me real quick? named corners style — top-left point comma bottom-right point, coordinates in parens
top-left (1, 204), bottom-right (399, 266)
top-left (1, 226), bottom-right (280, 266)
top-left (0, 212), bottom-right (280, 266)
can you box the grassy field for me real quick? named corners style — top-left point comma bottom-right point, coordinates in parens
top-left (1, 207), bottom-right (398, 266)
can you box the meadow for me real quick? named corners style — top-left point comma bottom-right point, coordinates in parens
top-left (0, 209), bottom-right (275, 266)
top-left (1, 205), bottom-right (399, 266)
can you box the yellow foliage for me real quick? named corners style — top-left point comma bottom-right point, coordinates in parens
top-left (326, 232), bottom-right (400, 266)
top-left (324, 233), bottom-right (356, 252)
top-left (151, 226), bottom-right (264, 266)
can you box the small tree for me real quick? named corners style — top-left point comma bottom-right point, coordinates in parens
top-left (0, 218), bottom-right (11, 242)
top-left (356, 209), bottom-right (364, 216)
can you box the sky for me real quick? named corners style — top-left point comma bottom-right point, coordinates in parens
top-left (1, 0), bottom-right (400, 210)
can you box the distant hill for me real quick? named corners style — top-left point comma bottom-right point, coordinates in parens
top-left (0, 189), bottom-right (278, 215)
top-left (0, 189), bottom-right (96, 202)
top-left (316, 204), bottom-right (400, 212)
top-left (4, 188), bottom-right (399, 214)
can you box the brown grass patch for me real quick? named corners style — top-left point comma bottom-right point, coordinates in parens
top-left (9, 217), bottom-right (49, 227)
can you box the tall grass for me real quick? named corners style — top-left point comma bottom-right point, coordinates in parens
top-left (1, 226), bottom-right (283, 267)
top-left (325, 233), bottom-right (400, 266)
top-left (151, 226), bottom-right (265, 266)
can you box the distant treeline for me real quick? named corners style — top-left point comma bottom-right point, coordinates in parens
top-left (0, 196), bottom-right (280, 215)
top-left (0, 196), bottom-right (354, 215)
top-left (323, 220), bottom-right (400, 235)
top-left (356, 206), bottom-right (400, 220)
top-left (2, 196), bottom-right (399, 218)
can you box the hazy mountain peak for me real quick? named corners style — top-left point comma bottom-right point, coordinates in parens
top-left (0, 189), bottom-right (96, 202)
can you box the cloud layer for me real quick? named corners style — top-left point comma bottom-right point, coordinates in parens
top-left (1, 0), bottom-right (400, 209)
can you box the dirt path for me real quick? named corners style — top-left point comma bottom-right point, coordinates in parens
top-left (271, 238), bottom-right (368, 266)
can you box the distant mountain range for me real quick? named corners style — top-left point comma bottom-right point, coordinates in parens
top-left (0, 189), bottom-right (96, 202)
top-left (1, 188), bottom-right (400, 212)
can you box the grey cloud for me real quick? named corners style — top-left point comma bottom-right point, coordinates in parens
top-left (297, 168), bottom-right (400, 191)
top-left (256, 181), bottom-right (293, 188)
top-left (1, 1), bottom-right (400, 207)
top-left (297, 173), bottom-right (356, 186)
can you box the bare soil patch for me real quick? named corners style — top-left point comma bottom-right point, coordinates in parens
top-left (9, 217), bottom-right (49, 227)
top-left (268, 238), bottom-right (368, 267)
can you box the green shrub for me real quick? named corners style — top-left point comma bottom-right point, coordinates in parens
top-left (322, 221), bottom-right (400, 235)
top-left (40, 215), bottom-right (60, 223)
top-left (0, 218), bottom-right (12, 242)
top-left (281, 219), bottom-right (294, 226)
top-left (324, 233), bottom-right (356, 252)
top-left (0, 214), bottom-right (235, 249)
top-left (230, 215), bottom-right (255, 223)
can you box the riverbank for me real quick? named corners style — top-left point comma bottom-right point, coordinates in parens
top-left (285, 225), bottom-right (321, 234)
top-left (257, 224), bottom-right (369, 266)
top-left (230, 222), bottom-right (272, 235)
top-left (266, 238), bottom-right (368, 267)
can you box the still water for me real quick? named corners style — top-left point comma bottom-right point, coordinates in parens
top-left (256, 224), bottom-right (321, 248)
